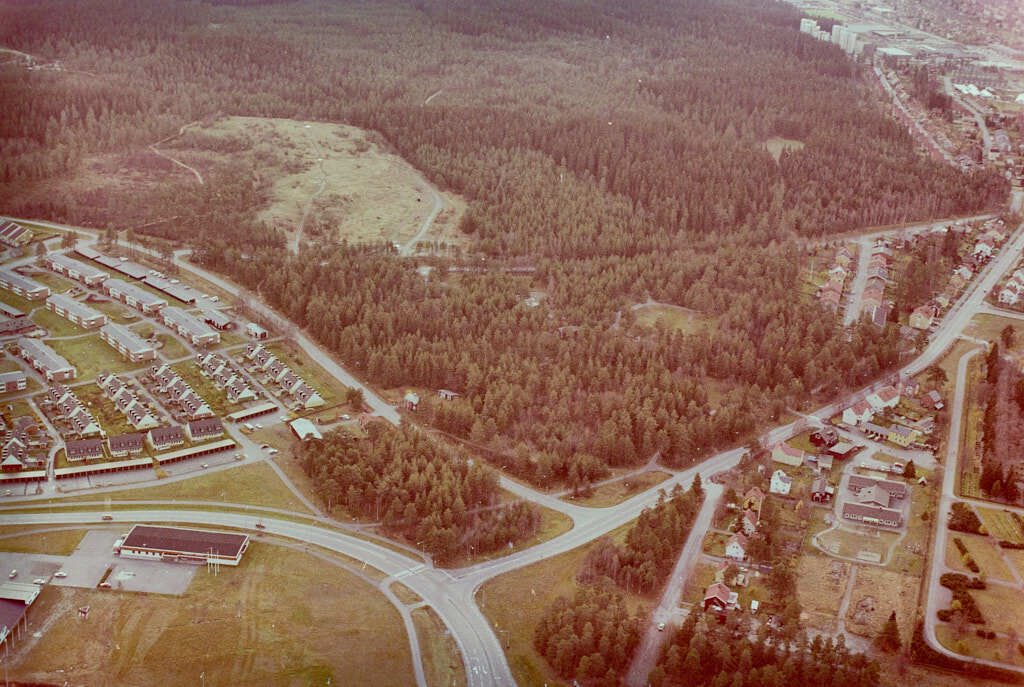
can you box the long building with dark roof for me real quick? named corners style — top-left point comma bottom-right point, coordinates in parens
top-left (118, 524), bottom-right (249, 566)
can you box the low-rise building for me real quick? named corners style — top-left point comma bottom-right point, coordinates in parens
top-left (725, 533), bottom-right (748, 561)
top-left (185, 417), bottom-right (224, 443)
top-left (769, 469), bottom-right (792, 495)
top-left (99, 323), bottom-right (156, 362)
top-left (45, 293), bottom-right (107, 329)
top-left (703, 582), bottom-right (739, 612)
top-left (887, 424), bottom-right (917, 447)
top-left (161, 307), bottom-right (220, 346)
top-left (42, 254), bottom-right (108, 286)
top-left (909, 304), bottom-right (936, 331)
top-left (147, 425), bottom-right (185, 451)
top-left (17, 338), bottom-right (75, 381)
top-left (245, 323), bottom-right (268, 340)
top-left (771, 442), bottom-right (803, 467)
top-left (842, 502), bottom-right (902, 528)
top-left (0, 270), bottom-right (49, 300)
top-left (843, 400), bottom-right (874, 425)
top-left (107, 432), bottom-right (145, 457)
top-left (103, 279), bottom-right (167, 314)
top-left (64, 438), bottom-right (104, 462)
top-left (0, 371), bottom-right (26, 394)
top-left (866, 385), bottom-right (900, 410)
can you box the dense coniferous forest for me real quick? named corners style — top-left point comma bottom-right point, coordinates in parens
top-left (296, 426), bottom-right (540, 562)
top-left (0, 0), bottom-right (1010, 485)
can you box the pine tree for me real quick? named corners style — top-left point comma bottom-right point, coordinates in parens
top-left (876, 611), bottom-right (902, 653)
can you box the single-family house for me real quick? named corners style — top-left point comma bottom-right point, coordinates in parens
top-left (843, 400), bottom-right (874, 425)
top-left (769, 469), bottom-right (792, 495)
top-left (810, 427), bottom-right (838, 447)
top-left (743, 487), bottom-right (764, 515)
top-left (866, 385), bottom-right (900, 410)
top-left (703, 583), bottom-right (738, 612)
top-left (438, 389), bottom-right (461, 401)
top-left (810, 477), bottom-right (833, 503)
top-left (246, 322), bottom-right (269, 340)
top-left (921, 390), bottom-right (943, 410)
top-left (740, 509), bottom-right (759, 535)
top-left (725, 533), bottom-right (748, 561)
top-left (404, 391), bottom-right (420, 411)
top-left (909, 304), bottom-right (936, 331)
top-left (974, 241), bottom-right (993, 259)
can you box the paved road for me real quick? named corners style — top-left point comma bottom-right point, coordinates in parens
top-left (625, 483), bottom-right (722, 686)
top-left (843, 237), bottom-right (872, 326)
top-left (944, 76), bottom-right (992, 155)
top-left (5, 212), bottom-right (1023, 685)
top-left (400, 186), bottom-right (444, 257)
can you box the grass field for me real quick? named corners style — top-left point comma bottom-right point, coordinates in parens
top-left (30, 306), bottom-right (86, 337)
top-left (0, 528), bottom-right (85, 555)
top-left (816, 526), bottom-right (900, 562)
top-left (972, 584), bottom-right (1024, 635)
top-left (762, 137), bottom-right (806, 162)
top-left (632, 303), bottom-right (714, 336)
top-left (412, 607), bottom-right (467, 687)
top-left (73, 384), bottom-right (137, 436)
top-left (702, 530), bottom-right (730, 557)
top-left (944, 533), bottom-right (1015, 582)
top-left (1002, 548), bottom-right (1024, 580)
top-left (563, 470), bottom-right (672, 507)
top-left (976, 506), bottom-right (1024, 544)
top-left (171, 360), bottom-right (233, 416)
top-left (264, 341), bottom-right (346, 408)
top-left (183, 116), bottom-right (466, 249)
top-left (53, 462), bottom-right (313, 513)
top-left (154, 332), bottom-right (188, 360)
top-left (680, 560), bottom-right (718, 605)
top-left (31, 271), bottom-right (75, 294)
top-left (48, 334), bottom-right (150, 381)
top-left (844, 566), bottom-right (918, 647)
top-left (9, 543), bottom-right (415, 687)
top-left (796, 554), bottom-right (850, 616)
top-left (936, 624), bottom-right (1024, 667)
top-left (0, 287), bottom-right (44, 314)
top-left (88, 298), bottom-right (141, 325)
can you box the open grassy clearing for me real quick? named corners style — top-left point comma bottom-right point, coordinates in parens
top-left (30, 306), bottom-right (86, 337)
top-left (412, 607), bottom-right (468, 687)
top-left (816, 526), bottom-right (900, 561)
top-left (390, 581), bottom-right (422, 605)
top-left (561, 470), bottom-right (672, 507)
top-left (963, 313), bottom-right (1024, 347)
top-left (796, 554), bottom-right (850, 616)
top-left (972, 584), bottom-right (1024, 635)
top-left (86, 297), bottom-right (140, 325)
top-left (171, 360), bottom-right (234, 416)
top-left (0, 527), bottom-right (85, 555)
top-left (976, 506), bottom-right (1024, 544)
top-left (47, 461), bottom-right (313, 513)
top-left (947, 533), bottom-right (1015, 582)
top-left (154, 332), bottom-right (189, 360)
top-left (48, 334), bottom-right (150, 381)
top-left (181, 116), bottom-right (466, 250)
top-left (73, 384), bottom-right (138, 436)
top-left (30, 270), bottom-right (75, 294)
top-left (680, 560), bottom-right (718, 605)
top-left (0, 286), bottom-right (43, 314)
top-left (761, 137), bottom-right (805, 162)
top-left (935, 624), bottom-right (1024, 667)
top-left (263, 340), bottom-right (347, 407)
top-left (631, 303), bottom-right (715, 336)
top-left (843, 566), bottom-right (918, 647)
top-left (476, 521), bottom-right (648, 687)
top-left (9, 543), bottom-right (416, 687)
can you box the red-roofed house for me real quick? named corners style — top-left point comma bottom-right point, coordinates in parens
top-left (866, 385), bottom-right (900, 410)
top-left (843, 400), bottom-right (874, 426)
top-left (771, 442), bottom-right (804, 467)
top-left (703, 583), bottom-right (739, 612)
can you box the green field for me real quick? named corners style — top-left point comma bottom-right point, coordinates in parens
top-left (976, 506), bottom-right (1024, 544)
top-left (0, 527), bottom-right (86, 555)
top-left (762, 136), bottom-right (806, 162)
top-left (31, 271), bottom-right (75, 294)
top-left (632, 303), bottom-right (714, 335)
top-left (412, 607), bottom-right (467, 687)
top-left (0, 287), bottom-right (44, 314)
top-left (10, 543), bottom-right (415, 686)
top-left (47, 334), bottom-right (151, 381)
top-left (30, 307), bottom-right (85, 337)
top-left (171, 360), bottom-right (234, 416)
top-left (87, 298), bottom-right (141, 325)
top-left (72, 384), bottom-right (140, 436)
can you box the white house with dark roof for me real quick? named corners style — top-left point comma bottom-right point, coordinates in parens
top-left (769, 469), bottom-right (792, 495)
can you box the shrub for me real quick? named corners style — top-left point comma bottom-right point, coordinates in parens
top-left (949, 503), bottom-right (983, 534)
top-left (999, 540), bottom-right (1024, 549)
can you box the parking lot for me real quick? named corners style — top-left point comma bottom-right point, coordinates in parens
top-left (0, 529), bottom-right (197, 595)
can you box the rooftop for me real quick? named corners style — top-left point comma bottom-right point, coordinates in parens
top-left (121, 524), bottom-right (248, 558)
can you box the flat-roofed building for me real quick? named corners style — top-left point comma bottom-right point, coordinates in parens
top-left (94, 255), bottom-right (147, 280)
top-left (103, 279), bottom-right (167, 314)
top-left (43, 253), bottom-right (108, 286)
top-left (46, 293), bottom-right (107, 329)
top-left (842, 501), bottom-right (903, 528)
top-left (118, 524), bottom-right (249, 566)
top-left (161, 307), bottom-right (220, 346)
top-left (142, 276), bottom-right (197, 304)
top-left (99, 323), bottom-right (156, 362)
top-left (17, 338), bottom-right (75, 381)
top-left (201, 308), bottom-right (234, 330)
top-left (0, 269), bottom-right (49, 300)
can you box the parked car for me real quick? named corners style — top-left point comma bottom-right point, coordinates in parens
top-left (54, 571), bottom-right (67, 578)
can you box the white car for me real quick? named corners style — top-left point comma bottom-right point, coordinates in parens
top-left (54, 571), bottom-right (67, 578)
top-left (32, 578), bottom-right (45, 585)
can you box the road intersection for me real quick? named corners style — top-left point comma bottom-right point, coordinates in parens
top-left (4, 210), bottom-right (1024, 683)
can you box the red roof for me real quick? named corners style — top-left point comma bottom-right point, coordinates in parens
top-left (704, 582), bottom-right (732, 605)
top-left (774, 442), bottom-right (803, 458)
top-left (850, 399), bottom-right (872, 415)
top-left (875, 385), bottom-right (899, 403)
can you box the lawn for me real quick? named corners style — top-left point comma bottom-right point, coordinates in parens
top-left (972, 584), bottom-right (1024, 635)
top-left (9, 543), bottom-right (415, 687)
top-left (476, 523), bottom-right (649, 687)
top-left (264, 341), bottom-right (347, 407)
top-left (48, 333), bottom-right (151, 381)
top-left (632, 303), bottom-right (714, 335)
top-left (56, 461), bottom-right (313, 513)
top-left (946, 533), bottom-right (1015, 582)
top-left (563, 470), bottom-right (672, 508)
top-left (172, 360), bottom-right (234, 416)
top-left (976, 506), bottom-right (1024, 544)
top-left (1003, 548), bottom-right (1024, 580)
top-left (412, 607), bottom-right (467, 687)
top-left (31, 270), bottom-right (75, 294)
top-left (154, 332), bottom-right (189, 360)
top-left (816, 526), bottom-right (900, 562)
top-left (844, 566), bottom-right (918, 647)
top-left (796, 554), bottom-right (850, 616)
top-left (936, 624), bottom-right (1024, 667)
top-left (87, 298), bottom-right (141, 325)
top-left (74, 384), bottom-right (137, 436)
top-left (702, 530), bottom-right (730, 557)
top-left (0, 287), bottom-right (44, 314)
top-left (680, 560), bottom-right (718, 605)
top-left (0, 527), bottom-right (85, 555)
top-left (963, 314), bottom-right (1024, 348)
top-left (30, 307), bottom-right (86, 337)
